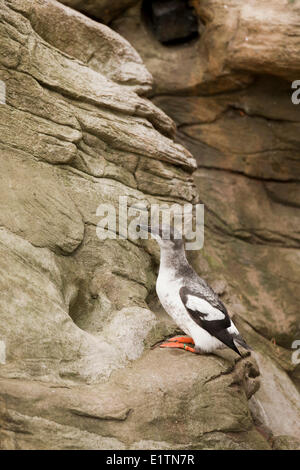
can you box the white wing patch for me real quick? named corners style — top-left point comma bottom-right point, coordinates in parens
top-left (227, 320), bottom-right (239, 335)
top-left (185, 295), bottom-right (225, 321)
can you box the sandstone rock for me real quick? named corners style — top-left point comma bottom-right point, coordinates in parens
top-left (59, 0), bottom-right (138, 24)
top-left (1, 0), bottom-right (299, 450)
top-left (250, 352), bottom-right (300, 440)
top-left (31, 0), bottom-right (152, 94)
top-left (272, 435), bottom-right (300, 451)
top-left (111, 0), bottom-right (300, 353)
top-left (112, 1), bottom-right (253, 94)
top-left (1, 0), bottom-right (267, 451)
top-left (0, 0), bottom-right (195, 387)
top-left (110, 0), bottom-right (300, 446)
top-left (0, 350), bottom-right (269, 450)
top-left (192, 0), bottom-right (300, 82)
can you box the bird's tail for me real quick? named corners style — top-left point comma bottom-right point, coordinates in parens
top-left (233, 335), bottom-right (253, 352)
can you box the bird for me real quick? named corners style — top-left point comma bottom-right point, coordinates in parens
top-left (138, 224), bottom-right (252, 356)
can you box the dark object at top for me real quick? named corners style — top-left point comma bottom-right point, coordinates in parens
top-left (143, 0), bottom-right (200, 45)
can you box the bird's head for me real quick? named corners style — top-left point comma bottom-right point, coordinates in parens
top-left (137, 224), bottom-right (184, 251)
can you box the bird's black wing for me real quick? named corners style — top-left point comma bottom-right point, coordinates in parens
top-left (179, 286), bottom-right (241, 355)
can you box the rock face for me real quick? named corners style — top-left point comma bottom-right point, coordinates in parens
top-left (0, 0), bottom-right (198, 385)
top-left (110, 0), bottom-right (300, 448)
top-left (59, 0), bottom-right (139, 24)
top-left (0, 0), bottom-right (299, 450)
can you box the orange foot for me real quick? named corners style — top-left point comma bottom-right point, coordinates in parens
top-left (160, 336), bottom-right (196, 353)
top-left (166, 336), bottom-right (194, 344)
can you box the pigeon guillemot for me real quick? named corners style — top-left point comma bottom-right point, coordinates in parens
top-left (139, 225), bottom-right (252, 356)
